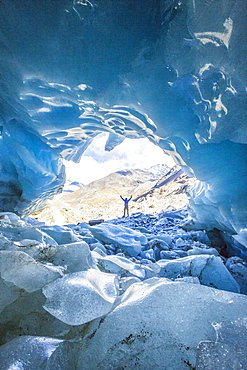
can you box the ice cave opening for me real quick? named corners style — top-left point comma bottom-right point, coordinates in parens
top-left (63, 133), bottom-right (176, 186)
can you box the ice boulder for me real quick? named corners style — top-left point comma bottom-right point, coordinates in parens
top-left (0, 251), bottom-right (62, 292)
top-left (77, 279), bottom-right (247, 369)
top-left (226, 256), bottom-right (247, 295)
top-left (0, 335), bottom-right (80, 370)
top-left (175, 237), bottom-right (185, 247)
top-left (43, 269), bottom-right (119, 325)
top-left (97, 254), bottom-right (146, 279)
top-left (156, 234), bottom-right (173, 245)
top-left (141, 262), bottom-right (161, 279)
top-left (91, 247), bottom-right (107, 258)
top-left (148, 234), bottom-right (172, 248)
top-left (91, 242), bottom-right (107, 254)
top-left (40, 225), bottom-right (80, 245)
top-left (14, 238), bottom-right (40, 248)
top-left (175, 276), bottom-right (200, 284)
top-left (147, 238), bottom-right (169, 251)
top-left (196, 319), bottom-right (247, 369)
top-left (159, 250), bottom-right (182, 259)
top-left (0, 212), bottom-right (24, 226)
top-left (157, 255), bottom-right (240, 293)
top-left (119, 276), bottom-right (141, 293)
top-left (49, 241), bottom-right (96, 273)
top-left (0, 232), bottom-right (12, 249)
top-left (188, 246), bottom-right (219, 256)
top-left (89, 223), bottom-right (147, 257)
top-left (140, 248), bottom-right (156, 261)
top-left (19, 227), bottom-right (58, 246)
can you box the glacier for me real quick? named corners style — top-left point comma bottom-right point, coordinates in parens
top-left (0, 0), bottom-right (246, 250)
top-left (0, 210), bottom-right (247, 369)
top-left (0, 1), bottom-right (247, 366)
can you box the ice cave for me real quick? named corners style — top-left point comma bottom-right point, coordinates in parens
top-left (0, 0), bottom-right (247, 369)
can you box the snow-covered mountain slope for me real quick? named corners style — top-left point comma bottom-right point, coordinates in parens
top-left (33, 166), bottom-right (196, 225)
top-left (62, 180), bottom-right (84, 193)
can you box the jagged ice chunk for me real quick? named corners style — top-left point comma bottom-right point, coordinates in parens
top-left (43, 269), bottom-right (119, 325)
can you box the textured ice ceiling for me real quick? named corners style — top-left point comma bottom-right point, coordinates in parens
top-left (0, 0), bottom-right (246, 246)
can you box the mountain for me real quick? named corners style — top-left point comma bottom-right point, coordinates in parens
top-left (62, 180), bottom-right (84, 193)
top-left (33, 165), bottom-right (196, 225)
top-left (145, 164), bottom-right (171, 179)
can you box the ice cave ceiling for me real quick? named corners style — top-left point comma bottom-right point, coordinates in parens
top-left (0, 0), bottom-right (246, 246)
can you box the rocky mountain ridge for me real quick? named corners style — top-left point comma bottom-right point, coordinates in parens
top-left (33, 165), bottom-right (196, 225)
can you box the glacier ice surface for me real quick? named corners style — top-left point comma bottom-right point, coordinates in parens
top-left (157, 254), bottom-right (240, 293)
top-left (0, 211), bottom-right (246, 368)
top-left (77, 279), bottom-right (247, 369)
top-left (43, 269), bottom-right (119, 325)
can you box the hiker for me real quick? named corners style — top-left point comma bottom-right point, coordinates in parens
top-left (120, 195), bottom-right (132, 217)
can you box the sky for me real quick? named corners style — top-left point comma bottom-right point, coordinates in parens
top-left (64, 133), bottom-right (175, 185)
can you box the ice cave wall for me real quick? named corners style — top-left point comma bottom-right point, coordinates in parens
top-left (0, 0), bottom-right (246, 246)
